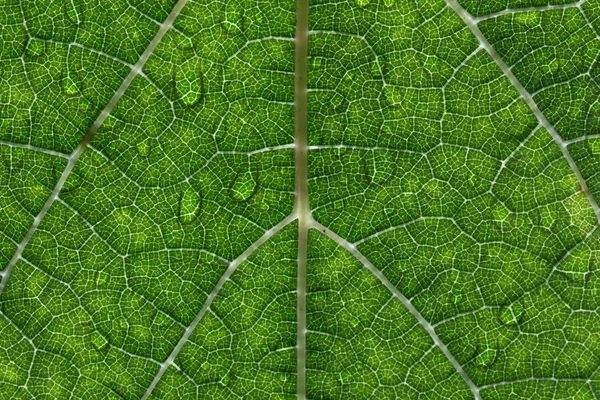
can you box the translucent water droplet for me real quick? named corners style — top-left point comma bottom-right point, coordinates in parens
top-left (179, 186), bottom-right (201, 224)
top-left (364, 150), bottom-right (397, 184)
top-left (26, 39), bottom-right (45, 57)
top-left (231, 172), bottom-right (257, 202)
top-left (224, 1), bottom-right (243, 33)
top-left (61, 76), bottom-right (79, 96)
top-left (475, 348), bottom-right (496, 368)
top-left (220, 373), bottom-right (230, 386)
top-left (500, 303), bottom-right (524, 326)
top-left (64, 0), bottom-right (82, 25)
top-left (176, 61), bottom-right (204, 107)
top-left (136, 140), bottom-right (151, 156)
top-left (371, 61), bottom-right (381, 77)
top-left (383, 85), bottom-right (402, 105)
top-left (590, 139), bottom-right (600, 155)
top-left (91, 332), bottom-right (108, 350)
top-left (96, 270), bottom-right (109, 287)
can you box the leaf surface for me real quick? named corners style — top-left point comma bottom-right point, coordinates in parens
top-left (1, 0), bottom-right (600, 399)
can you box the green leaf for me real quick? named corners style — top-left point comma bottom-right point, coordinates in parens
top-left (2, 0), bottom-right (600, 399)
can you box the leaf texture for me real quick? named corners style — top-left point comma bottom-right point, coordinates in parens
top-left (1, 0), bottom-right (600, 399)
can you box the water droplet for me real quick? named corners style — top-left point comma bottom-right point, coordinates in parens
top-left (224, 1), bottom-right (243, 33)
top-left (356, 0), bottom-right (370, 6)
top-left (220, 373), bottom-right (231, 386)
top-left (26, 39), bottom-right (45, 57)
top-left (590, 139), bottom-right (600, 155)
top-left (383, 85), bottom-right (402, 105)
top-left (179, 186), bottom-right (201, 224)
top-left (331, 93), bottom-right (344, 109)
top-left (61, 76), bottom-right (79, 96)
top-left (500, 303), bottom-right (524, 326)
top-left (371, 61), bottom-right (381, 77)
top-left (96, 270), bottom-right (109, 287)
top-left (64, 0), bottom-right (82, 25)
top-left (91, 332), bottom-right (108, 350)
top-left (176, 63), bottom-right (204, 107)
top-left (231, 172), bottom-right (257, 202)
top-left (364, 150), bottom-right (397, 184)
top-left (475, 348), bottom-right (496, 368)
top-left (136, 140), bottom-right (151, 156)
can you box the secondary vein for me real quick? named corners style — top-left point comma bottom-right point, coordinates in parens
top-left (444, 0), bottom-right (600, 226)
top-left (0, 0), bottom-right (191, 296)
top-left (311, 220), bottom-right (482, 400)
top-left (141, 214), bottom-right (297, 400)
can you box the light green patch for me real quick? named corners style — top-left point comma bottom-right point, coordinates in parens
top-left (179, 185), bottom-right (202, 224)
top-left (61, 77), bottom-right (79, 96)
top-left (26, 39), bottom-right (45, 57)
top-left (90, 332), bottom-right (108, 350)
top-left (231, 172), bottom-right (257, 201)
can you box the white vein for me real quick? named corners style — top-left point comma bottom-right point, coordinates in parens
top-left (473, 0), bottom-right (587, 23)
top-left (0, 0), bottom-right (192, 295)
top-left (0, 140), bottom-right (70, 159)
top-left (141, 213), bottom-right (297, 400)
top-left (445, 0), bottom-right (600, 225)
top-left (310, 220), bottom-right (482, 400)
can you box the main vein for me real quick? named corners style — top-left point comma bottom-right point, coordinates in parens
top-left (294, 0), bottom-right (310, 398)
top-left (445, 0), bottom-right (600, 225)
top-left (0, 0), bottom-right (191, 296)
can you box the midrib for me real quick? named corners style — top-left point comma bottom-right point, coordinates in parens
top-left (294, 0), bottom-right (310, 398)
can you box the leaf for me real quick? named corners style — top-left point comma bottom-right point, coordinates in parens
top-left (1, 0), bottom-right (600, 399)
